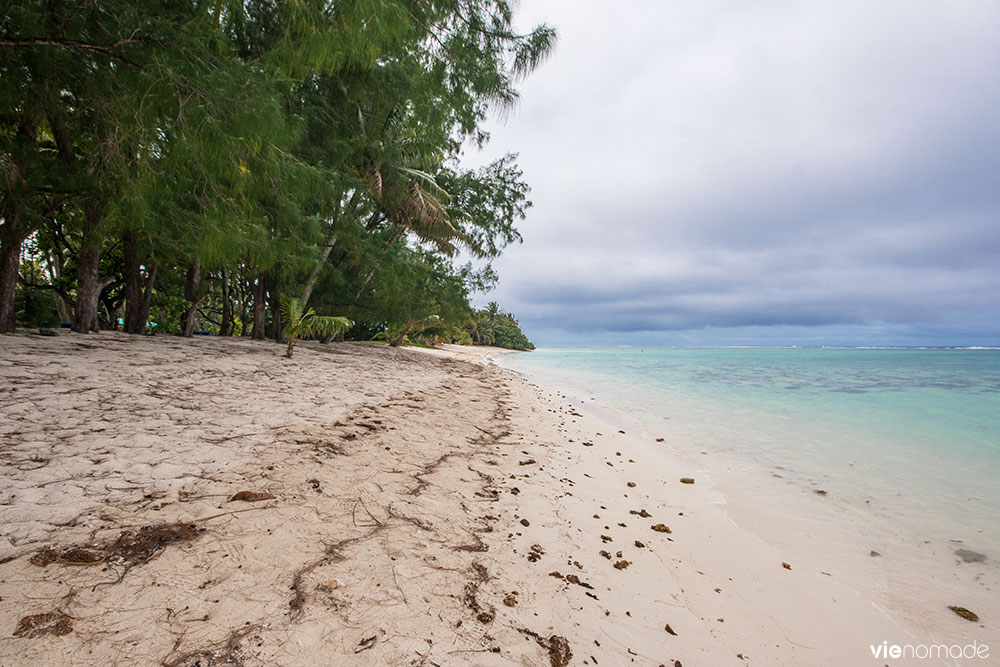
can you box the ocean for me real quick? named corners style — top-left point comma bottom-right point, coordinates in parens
top-left (495, 347), bottom-right (1000, 632)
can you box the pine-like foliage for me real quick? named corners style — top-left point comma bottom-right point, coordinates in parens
top-left (2, 0), bottom-right (554, 345)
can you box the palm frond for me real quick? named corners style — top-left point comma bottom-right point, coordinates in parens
top-left (280, 294), bottom-right (352, 357)
top-left (397, 167), bottom-right (451, 202)
top-left (298, 315), bottom-right (351, 338)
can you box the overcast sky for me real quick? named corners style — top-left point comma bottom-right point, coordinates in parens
top-left (462, 1), bottom-right (1000, 347)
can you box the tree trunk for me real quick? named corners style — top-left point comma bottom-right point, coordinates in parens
top-left (354, 266), bottom-right (377, 301)
top-left (45, 243), bottom-right (72, 322)
top-left (72, 207), bottom-right (103, 333)
top-left (0, 209), bottom-right (22, 333)
top-left (239, 275), bottom-right (250, 336)
top-left (181, 260), bottom-right (202, 337)
top-left (139, 264), bottom-right (157, 333)
top-left (0, 120), bottom-right (36, 333)
top-left (251, 277), bottom-right (266, 340)
top-left (352, 225), bottom-right (408, 302)
top-left (270, 287), bottom-right (283, 342)
top-left (122, 232), bottom-right (144, 333)
top-left (219, 268), bottom-right (232, 336)
top-left (389, 318), bottom-right (414, 347)
top-left (54, 293), bottom-right (71, 323)
top-left (299, 191), bottom-right (360, 308)
top-left (73, 248), bottom-right (101, 333)
top-left (271, 299), bottom-right (283, 342)
top-left (299, 234), bottom-right (336, 309)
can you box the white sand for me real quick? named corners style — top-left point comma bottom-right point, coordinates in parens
top-left (0, 333), bottom-right (979, 665)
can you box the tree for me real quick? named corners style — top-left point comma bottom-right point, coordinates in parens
top-left (467, 303), bottom-right (533, 350)
top-left (2, 1), bottom-right (556, 341)
top-left (279, 295), bottom-right (351, 358)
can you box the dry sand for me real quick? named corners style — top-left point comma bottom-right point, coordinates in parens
top-left (0, 333), bottom-right (961, 665)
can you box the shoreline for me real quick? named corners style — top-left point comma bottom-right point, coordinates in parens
top-left (0, 333), bottom-right (983, 665)
top-left (489, 349), bottom-right (996, 665)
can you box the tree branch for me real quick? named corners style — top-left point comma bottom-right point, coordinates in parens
top-left (0, 36), bottom-right (139, 55)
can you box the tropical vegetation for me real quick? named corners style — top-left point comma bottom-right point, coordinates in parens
top-left (279, 295), bottom-right (351, 358)
top-left (1, 0), bottom-right (547, 351)
top-left (466, 302), bottom-right (534, 350)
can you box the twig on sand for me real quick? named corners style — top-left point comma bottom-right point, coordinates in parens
top-left (391, 565), bottom-right (408, 604)
top-left (352, 496), bottom-right (382, 527)
top-left (193, 506), bottom-right (271, 523)
top-left (413, 649), bottom-right (441, 666)
top-left (91, 563), bottom-right (134, 591)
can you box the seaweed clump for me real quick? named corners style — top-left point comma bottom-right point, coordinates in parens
top-left (948, 606), bottom-right (980, 622)
top-left (13, 612), bottom-right (73, 638)
top-left (29, 522), bottom-right (204, 573)
top-left (518, 628), bottom-right (572, 667)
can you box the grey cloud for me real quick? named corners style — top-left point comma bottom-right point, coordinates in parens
top-left (465, 1), bottom-right (1000, 346)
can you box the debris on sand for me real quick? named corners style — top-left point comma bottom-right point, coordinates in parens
top-left (518, 628), bottom-right (573, 667)
top-left (355, 635), bottom-right (377, 653)
top-left (565, 574), bottom-right (594, 589)
top-left (29, 547), bottom-right (104, 567)
top-left (954, 548), bottom-right (986, 563)
top-left (29, 522), bottom-right (204, 574)
top-left (651, 524), bottom-right (671, 533)
top-left (13, 612), bottom-right (73, 638)
top-left (229, 490), bottom-right (277, 502)
top-left (948, 605), bottom-right (980, 622)
top-left (464, 564), bottom-right (495, 624)
top-left (679, 478), bottom-right (695, 485)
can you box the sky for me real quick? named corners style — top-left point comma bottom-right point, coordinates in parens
top-left (461, 1), bottom-right (1000, 347)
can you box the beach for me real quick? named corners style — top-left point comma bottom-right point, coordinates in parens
top-left (0, 334), bottom-right (983, 665)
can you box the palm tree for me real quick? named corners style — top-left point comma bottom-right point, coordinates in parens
top-left (279, 295), bottom-right (351, 358)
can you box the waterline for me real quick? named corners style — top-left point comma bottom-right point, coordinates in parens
top-left (496, 347), bottom-right (1000, 638)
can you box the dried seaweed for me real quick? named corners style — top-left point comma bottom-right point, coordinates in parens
top-left (229, 491), bottom-right (276, 502)
top-left (13, 612), bottom-right (73, 638)
top-left (948, 605), bottom-right (980, 622)
top-left (463, 561), bottom-right (495, 624)
top-left (108, 523), bottom-right (204, 565)
top-left (29, 522), bottom-right (204, 580)
top-left (162, 624), bottom-right (259, 667)
top-left (29, 547), bottom-right (104, 567)
top-left (517, 628), bottom-right (573, 667)
top-left (454, 533), bottom-right (488, 552)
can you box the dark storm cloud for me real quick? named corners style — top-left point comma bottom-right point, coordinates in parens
top-left (464, 1), bottom-right (1000, 345)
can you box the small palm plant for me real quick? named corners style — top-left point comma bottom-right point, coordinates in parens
top-left (279, 295), bottom-right (351, 358)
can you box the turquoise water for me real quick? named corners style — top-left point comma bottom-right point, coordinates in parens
top-left (497, 348), bottom-right (1000, 572)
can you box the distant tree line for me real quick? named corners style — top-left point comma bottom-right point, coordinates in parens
top-left (1, 0), bottom-right (549, 350)
top-left (466, 301), bottom-right (533, 350)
